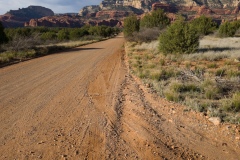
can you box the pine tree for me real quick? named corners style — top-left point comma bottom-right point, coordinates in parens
top-left (190, 15), bottom-right (217, 35)
top-left (123, 15), bottom-right (140, 37)
top-left (140, 9), bottom-right (170, 29)
top-left (159, 20), bottom-right (199, 54)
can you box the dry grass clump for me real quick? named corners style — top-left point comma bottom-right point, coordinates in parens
top-left (182, 36), bottom-right (240, 61)
top-left (126, 36), bottom-right (240, 124)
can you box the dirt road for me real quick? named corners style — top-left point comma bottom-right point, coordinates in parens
top-left (0, 36), bottom-right (239, 160)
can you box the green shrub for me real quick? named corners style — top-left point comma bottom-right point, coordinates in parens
top-left (150, 72), bottom-right (161, 80)
top-left (69, 29), bottom-right (82, 40)
top-left (222, 92), bottom-right (240, 112)
top-left (207, 63), bottom-right (217, 68)
top-left (139, 70), bottom-right (150, 79)
top-left (226, 70), bottom-right (240, 78)
top-left (218, 20), bottom-right (240, 37)
top-left (205, 88), bottom-right (220, 99)
top-left (15, 50), bottom-right (36, 60)
top-left (159, 59), bottom-right (165, 66)
top-left (0, 51), bottom-right (15, 63)
top-left (184, 98), bottom-right (205, 112)
top-left (88, 25), bottom-right (113, 37)
top-left (140, 9), bottom-right (170, 29)
top-left (57, 29), bottom-right (69, 41)
top-left (223, 115), bottom-right (240, 124)
top-left (159, 20), bottom-right (199, 54)
top-left (215, 68), bottom-right (226, 76)
top-left (41, 31), bottom-right (57, 41)
top-left (172, 83), bottom-right (201, 93)
top-left (159, 69), bottom-right (175, 80)
top-left (123, 15), bottom-right (140, 37)
top-left (164, 91), bottom-right (182, 102)
top-left (190, 15), bottom-right (217, 35)
top-left (230, 92), bottom-right (240, 111)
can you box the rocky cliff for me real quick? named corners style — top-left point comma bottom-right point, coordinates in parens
top-left (25, 15), bottom-right (122, 28)
top-left (1, 0), bottom-right (240, 28)
top-left (78, 0), bottom-right (240, 23)
top-left (7, 6), bottom-right (54, 19)
top-left (24, 15), bottom-right (84, 28)
top-left (0, 6), bottom-right (54, 27)
top-left (79, 0), bottom-right (240, 14)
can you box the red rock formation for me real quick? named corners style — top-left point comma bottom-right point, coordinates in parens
top-left (24, 16), bottom-right (122, 28)
top-left (97, 19), bottom-right (122, 27)
top-left (232, 6), bottom-right (240, 14)
top-left (86, 13), bottom-right (97, 18)
top-left (95, 10), bottom-right (132, 18)
top-left (25, 16), bottom-right (84, 27)
top-left (86, 19), bottom-right (122, 27)
top-left (166, 13), bottom-right (177, 22)
top-left (198, 5), bottom-right (213, 15)
top-left (152, 3), bottom-right (174, 12)
top-left (0, 15), bottom-right (28, 27)
top-left (0, 6), bottom-right (54, 27)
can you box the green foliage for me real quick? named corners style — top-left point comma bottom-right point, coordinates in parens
top-left (0, 22), bottom-right (8, 44)
top-left (205, 87), bottom-right (221, 99)
top-left (218, 20), bottom-right (240, 37)
top-left (165, 91), bottom-right (181, 102)
top-left (172, 83), bottom-right (201, 93)
top-left (123, 15), bottom-right (140, 37)
top-left (88, 25), bottom-right (114, 37)
top-left (158, 69), bottom-right (175, 80)
top-left (41, 31), bottom-right (57, 41)
top-left (215, 68), bottom-right (226, 76)
top-left (57, 29), bottom-right (69, 41)
top-left (69, 28), bottom-right (89, 40)
top-left (159, 20), bottom-right (199, 54)
top-left (190, 15), bottom-right (217, 35)
top-left (222, 92), bottom-right (240, 112)
top-left (231, 92), bottom-right (240, 112)
top-left (140, 9), bottom-right (170, 29)
top-left (4, 25), bottom-right (118, 43)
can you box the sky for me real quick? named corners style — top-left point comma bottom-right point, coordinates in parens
top-left (0, 0), bottom-right (101, 15)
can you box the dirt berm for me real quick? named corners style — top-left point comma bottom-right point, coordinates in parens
top-left (0, 35), bottom-right (239, 159)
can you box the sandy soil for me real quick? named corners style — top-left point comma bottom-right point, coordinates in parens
top-left (0, 35), bottom-right (239, 160)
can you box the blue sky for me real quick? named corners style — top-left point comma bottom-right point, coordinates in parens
top-left (0, 0), bottom-right (101, 14)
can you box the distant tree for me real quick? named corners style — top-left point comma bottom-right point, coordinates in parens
top-left (159, 20), bottom-right (199, 54)
top-left (123, 15), bottom-right (140, 37)
top-left (88, 26), bottom-right (114, 37)
top-left (16, 28), bottom-right (32, 37)
top-left (69, 28), bottom-right (89, 40)
top-left (190, 15), bottom-right (217, 35)
top-left (88, 26), bottom-right (98, 36)
top-left (104, 27), bottom-right (114, 37)
top-left (96, 25), bottom-right (108, 37)
top-left (57, 29), bottom-right (69, 41)
top-left (0, 22), bottom-right (8, 44)
top-left (140, 9), bottom-right (170, 29)
top-left (41, 31), bottom-right (57, 41)
top-left (218, 20), bottom-right (240, 37)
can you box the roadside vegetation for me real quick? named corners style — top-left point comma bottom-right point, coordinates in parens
top-left (124, 10), bottom-right (240, 124)
top-left (0, 23), bottom-right (120, 66)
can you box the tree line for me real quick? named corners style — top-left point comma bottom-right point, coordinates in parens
top-left (1, 25), bottom-right (120, 44)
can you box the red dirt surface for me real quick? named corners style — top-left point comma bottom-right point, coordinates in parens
top-left (0, 35), bottom-right (239, 159)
